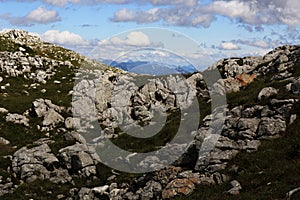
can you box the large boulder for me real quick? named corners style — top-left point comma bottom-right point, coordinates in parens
top-left (58, 144), bottom-right (100, 177)
top-left (258, 87), bottom-right (278, 100)
top-left (12, 144), bottom-right (71, 183)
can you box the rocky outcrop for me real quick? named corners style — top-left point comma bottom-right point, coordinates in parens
top-left (73, 70), bottom-right (198, 138)
top-left (12, 144), bottom-right (72, 183)
top-left (1, 30), bottom-right (300, 199)
top-left (194, 98), bottom-right (295, 172)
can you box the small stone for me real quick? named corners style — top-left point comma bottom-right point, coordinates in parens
top-left (0, 107), bottom-right (8, 113)
top-left (227, 180), bottom-right (242, 195)
top-left (92, 185), bottom-right (109, 195)
top-left (41, 89), bottom-right (46, 93)
top-left (0, 137), bottom-right (10, 145)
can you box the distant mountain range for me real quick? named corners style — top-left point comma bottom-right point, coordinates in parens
top-left (102, 60), bottom-right (198, 75)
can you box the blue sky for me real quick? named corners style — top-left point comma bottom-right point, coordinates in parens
top-left (1, 0), bottom-right (300, 69)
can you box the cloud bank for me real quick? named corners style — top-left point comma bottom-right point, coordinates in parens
top-left (1, 6), bottom-right (61, 26)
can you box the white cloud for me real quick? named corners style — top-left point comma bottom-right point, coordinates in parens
top-left (99, 31), bottom-right (151, 46)
top-left (206, 0), bottom-right (258, 24)
top-left (3, 0), bottom-right (300, 28)
top-left (11, 0), bottom-right (196, 7)
top-left (110, 0), bottom-right (300, 28)
top-left (27, 6), bottom-right (60, 23)
top-left (42, 30), bottom-right (89, 46)
top-left (113, 8), bottom-right (136, 22)
top-left (112, 7), bottom-right (215, 27)
top-left (233, 39), bottom-right (270, 49)
top-left (219, 42), bottom-right (240, 50)
top-left (206, 0), bottom-right (300, 27)
top-left (42, 0), bottom-right (79, 6)
top-left (1, 6), bottom-right (61, 26)
top-left (150, 0), bottom-right (197, 6)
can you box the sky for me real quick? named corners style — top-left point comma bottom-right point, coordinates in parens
top-left (1, 0), bottom-right (300, 69)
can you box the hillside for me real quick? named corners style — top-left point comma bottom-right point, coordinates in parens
top-left (0, 30), bottom-right (299, 200)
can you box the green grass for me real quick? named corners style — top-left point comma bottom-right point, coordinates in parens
top-left (1, 179), bottom-right (73, 200)
top-left (110, 109), bottom-right (181, 153)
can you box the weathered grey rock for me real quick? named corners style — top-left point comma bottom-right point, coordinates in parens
top-left (12, 144), bottom-right (72, 183)
top-left (236, 118), bottom-right (260, 132)
top-left (0, 107), bottom-right (8, 113)
top-left (77, 187), bottom-right (95, 200)
top-left (64, 131), bottom-right (86, 144)
top-left (6, 113), bottom-right (29, 126)
top-left (42, 109), bottom-right (64, 126)
top-left (0, 137), bottom-right (10, 145)
top-left (212, 78), bottom-right (242, 95)
top-left (241, 105), bottom-right (263, 118)
top-left (230, 106), bottom-right (242, 117)
top-left (92, 185), bottom-right (109, 195)
top-left (58, 144), bottom-right (100, 177)
top-left (32, 98), bottom-right (64, 118)
top-left (227, 180), bottom-right (242, 195)
top-left (65, 117), bottom-right (80, 129)
top-left (240, 140), bottom-right (261, 152)
top-left (109, 188), bottom-right (127, 200)
top-left (257, 116), bottom-right (286, 137)
top-left (195, 149), bottom-right (238, 172)
top-left (290, 78), bottom-right (300, 95)
top-left (35, 70), bottom-right (48, 84)
top-left (0, 182), bottom-right (14, 197)
top-left (135, 180), bottom-right (162, 200)
top-left (215, 136), bottom-right (240, 150)
top-left (197, 172), bottom-right (228, 186)
top-left (261, 106), bottom-right (276, 117)
top-left (258, 87), bottom-right (278, 100)
top-left (290, 114), bottom-right (297, 125)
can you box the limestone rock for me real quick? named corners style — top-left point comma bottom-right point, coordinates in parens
top-left (0, 108), bottom-right (8, 113)
top-left (290, 77), bottom-right (300, 95)
top-left (42, 109), bottom-right (64, 126)
top-left (12, 144), bottom-right (71, 183)
top-left (31, 99), bottom-right (64, 118)
top-left (227, 180), bottom-right (242, 195)
top-left (6, 113), bottom-right (29, 126)
top-left (0, 137), bottom-right (10, 145)
top-left (257, 117), bottom-right (286, 137)
top-left (258, 87), bottom-right (278, 100)
top-left (58, 144), bottom-right (100, 177)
